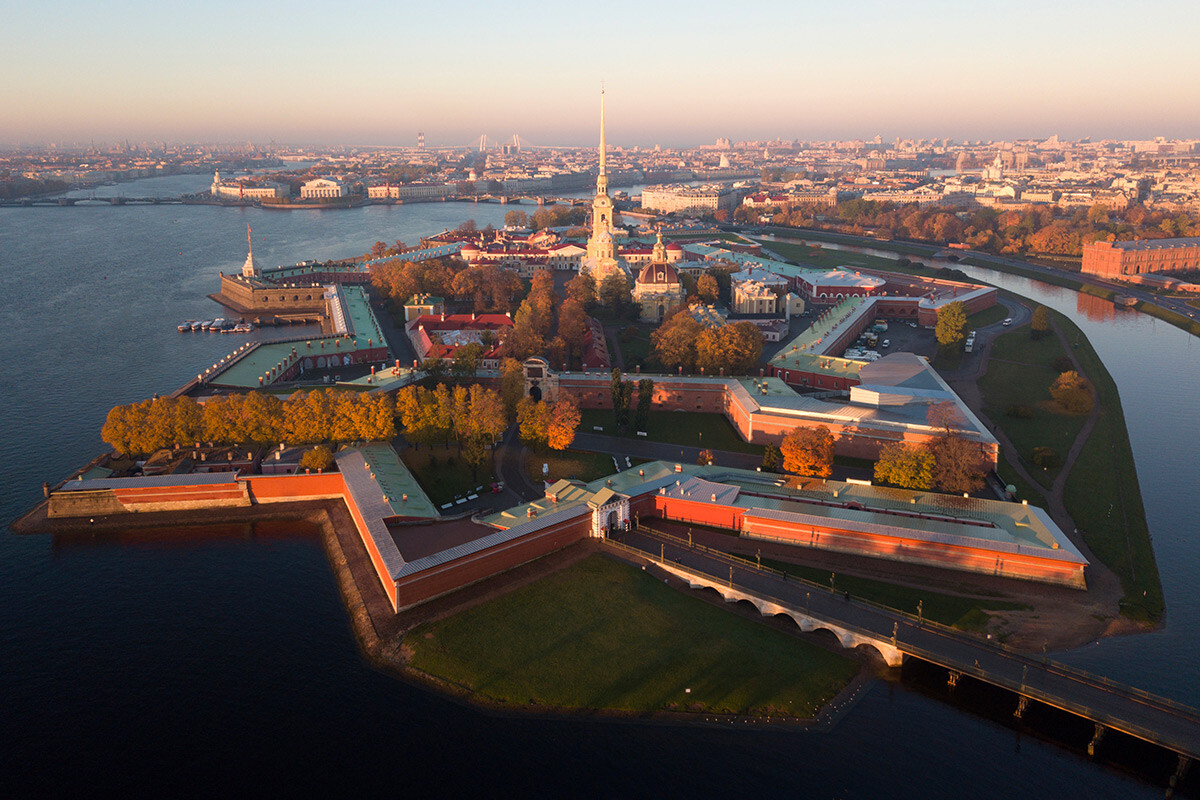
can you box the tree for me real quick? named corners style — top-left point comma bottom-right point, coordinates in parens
top-left (1050, 370), bottom-right (1094, 413)
top-left (300, 446), bottom-right (335, 472)
top-left (1031, 305), bottom-right (1050, 339)
top-left (499, 358), bottom-right (525, 421)
top-left (421, 357), bottom-right (447, 382)
top-left (556, 299), bottom-right (590, 364)
top-left (451, 342), bottom-right (484, 380)
top-left (697, 273), bottom-right (719, 304)
top-left (927, 436), bottom-right (986, 493)
top-left (874, 442), bottom-right (935, 490)
top-left (517, 396), bottom-right (550, 447)
top-left (697, 448), bottom-right (715, 466)
top-left (935, 300), bottom-right (968, 348)
top-left (761, 444), bottom-right (782, 472)
top-left (598, 272), bottom-right (633, 315)
top-left (566, 271), bottom-right (597, 309)
top-left (610, 369), bottom-right (633, 430)
top-left (696, 322), bottom-right (764, 375)
top-left (780, 426), bottom-right (835, 478)
top-left (547, 396), bottom-right (581, 450)
top-left (504, 209), bottom-right (529, 228)
top-left (634, 379), bottom-right (654, 432)
top-left (652, 312), bottom-right (703, 373)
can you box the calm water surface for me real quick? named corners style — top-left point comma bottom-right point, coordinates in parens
top-left (0, 178), bottom-right (1188, 798)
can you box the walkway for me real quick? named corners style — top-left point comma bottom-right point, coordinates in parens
top-left (612, 524), bottom-right (1200, 761)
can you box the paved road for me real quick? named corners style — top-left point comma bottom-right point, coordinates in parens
top-left (614, 525), bottom-right (1200, 760)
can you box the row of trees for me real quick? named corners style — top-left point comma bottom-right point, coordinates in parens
top-left (609, 371), bottom-right (654, 433)
top-left (651, 312), bottom-right (764, 375)
top-left (752, 199), bottom-right (1200, 257)
top-left (395, 382), bottom-right (508, 479)
top-left (101, 390), bottom-right (397, 456)
top-left (371, 257), bottom-right (523, 313)
top-left (504, 270), bottom-right (592, 363)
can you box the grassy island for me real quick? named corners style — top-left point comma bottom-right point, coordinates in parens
top-left (405, 555), bottom-right (858, 718)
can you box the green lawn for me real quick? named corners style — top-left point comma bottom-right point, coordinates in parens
top-left (580, 408), bottom-right (764, 456)
top-left (966, 304), bottom-right (1010, 329)
top-left (406, 554), bottom-right (859, 716)
top-left (978, 332), bottom-right (1087, 487)
top-left (764, 240), bottom-right (924, 275)
top-left (762, 559), bottom-right (1029, 632)
top-left (524, 449), bottom-right (638, 484)
top-left (399, 444), bottom-right (495, 505)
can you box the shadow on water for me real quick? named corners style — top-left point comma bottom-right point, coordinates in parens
top-left (896, 659), bottom-right (1197, 795)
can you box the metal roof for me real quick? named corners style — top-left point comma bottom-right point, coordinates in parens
top-left (58, 472), bottom-right (239, 492)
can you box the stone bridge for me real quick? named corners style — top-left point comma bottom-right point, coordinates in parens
top-left (654, 560), bottom-right (906, 667)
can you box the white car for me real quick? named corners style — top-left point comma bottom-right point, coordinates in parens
top-left (1002, 318), bottom-right (1013, 326)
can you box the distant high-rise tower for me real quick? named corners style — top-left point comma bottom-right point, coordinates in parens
top-left (418, 132), bottom-right (425, 149)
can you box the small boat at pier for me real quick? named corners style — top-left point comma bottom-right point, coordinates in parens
top-left (178, 320), bottom-right (196, 332)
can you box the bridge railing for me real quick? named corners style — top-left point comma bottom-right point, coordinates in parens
top-left (603, 538), bottom-right (902, 650)
top-left (631, 523), bottom-right (1200, 722)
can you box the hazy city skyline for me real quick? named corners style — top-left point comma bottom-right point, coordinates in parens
top-left (4, 0), bottom-right (1200, 146)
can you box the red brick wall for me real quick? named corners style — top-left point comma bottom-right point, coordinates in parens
top-left (393, 515), bottom-right (592, 610)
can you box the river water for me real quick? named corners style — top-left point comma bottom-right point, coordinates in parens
top-left (0, 176), bottom-right (1189, 798)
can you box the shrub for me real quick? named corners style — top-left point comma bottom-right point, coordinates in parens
top-left (1031, 447), bottom-right (1059, 468)
top-left (1053, 356), bottom-right (1074, 373)
top-left (1006, 404), bottom-right (1035, 419)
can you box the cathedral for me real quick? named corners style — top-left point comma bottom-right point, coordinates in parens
top-left (580, 89), bottom-right (631, 283)
top-left (632, 228), bottom-right (686, 322)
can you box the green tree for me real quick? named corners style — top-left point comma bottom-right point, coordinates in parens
top-left (935, 300), bottom-right (968, 348)
top-left (874, 442), bottom-right (935, 490)
top-left (451, 342), bottom-right (484, 380)
top-left (634, 378), bottom-right (654, 432)
top-left (761, 444), bottom-right (782, 472)
top-left (697, 273), bottom-right (719, 304)
top-left (421, 357), bottom-right (448, 382)
top-left (780, 426), bottom-right (835, 478)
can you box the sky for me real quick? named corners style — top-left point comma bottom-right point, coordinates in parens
top-left (4, 0), bottom-right (1200, 147)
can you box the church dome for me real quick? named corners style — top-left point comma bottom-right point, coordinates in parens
top-left (637, 261), bottom-right (680, 286)
top-left (665, 242), bottom-right (683, 251)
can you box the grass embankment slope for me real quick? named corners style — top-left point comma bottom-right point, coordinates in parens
top-left (1055, 311), bottom-right (1163, 622)
top-left (979, 315), bottom-right (1162, 622)
top-left (762, 558), bottom-right (1029, 632)
top-left (400, 446), bottom-right (495, 505)
top-left (406, 554), bottom-right (857, 717)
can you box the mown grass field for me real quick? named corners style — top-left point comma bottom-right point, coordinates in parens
top-left (399, 444), bottom-right (495, 505)
top-left (406, 554), bottom-right (859, 716)
top-left (978, 330), bottom-right (1087, 487)
top-left (580, 408), bottom-right (764, 456)
top-left (523, 449), bottom-right (641, 485)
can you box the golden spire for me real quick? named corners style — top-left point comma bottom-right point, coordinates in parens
top-left (599, 84), bottom-right (607, 179)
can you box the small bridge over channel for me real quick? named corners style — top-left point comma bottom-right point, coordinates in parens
top-left (607, 524), bottom-right (1200, 786)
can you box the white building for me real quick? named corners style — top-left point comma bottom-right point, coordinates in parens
top-left (301, 178), bottom-right (348, 199)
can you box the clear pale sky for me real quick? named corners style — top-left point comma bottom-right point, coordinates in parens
top-left (4, 0), bottom-right (1199, 146)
